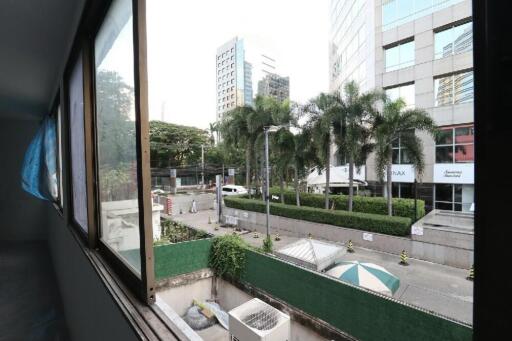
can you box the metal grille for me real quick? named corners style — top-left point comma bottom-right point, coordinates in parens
top-left (241, 307), bottom-right (280, 331)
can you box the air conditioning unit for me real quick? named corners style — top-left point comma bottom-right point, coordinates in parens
top-left (228, 298), bottom-right (290, 341)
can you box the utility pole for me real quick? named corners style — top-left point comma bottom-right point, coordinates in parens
top-left (264, 128), bottom-right (270, 239)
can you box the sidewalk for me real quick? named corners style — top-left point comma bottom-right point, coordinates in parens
top-left (170, 209), bottom-right (473, 324)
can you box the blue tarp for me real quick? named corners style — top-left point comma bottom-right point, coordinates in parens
top-left (21, 116), bottom-right (58, 201)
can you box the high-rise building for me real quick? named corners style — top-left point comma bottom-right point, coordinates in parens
top-left (329, 0), bottom-right (474, 212)
top-left (257, 73), bottom-right (290, 102)
top-left (215, 37), bottom-right (253, 122)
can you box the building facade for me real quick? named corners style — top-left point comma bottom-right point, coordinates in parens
top-left (257, 73), bottom-right (290, 102)
top-left (329, 0), bottom-right (474, 212)
top-left (216, 37), bottom-right (253, 122)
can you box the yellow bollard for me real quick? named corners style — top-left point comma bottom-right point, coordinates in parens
top-left (467, 264), bottom-right (474, 281)
top-left (275, 233), bottom-right (281, 241)
top-left (399, 250), bottom-right (409, 266)
top-left (347, 240), bottom-right (355, 253)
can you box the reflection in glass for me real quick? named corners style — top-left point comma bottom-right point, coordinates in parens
top-left (454, 71), bottom-right (474, 104)
top-left (435, 21), bottom-right (473, 59)
top-left (436, 146), bottom-right (453, 163)
top-left (436, 184), bottom-right (453, 202)
top-left (436, 128), bottom-right (453, 145)
top-left (454, 144), bottom-right (474, 163)
top-left (385, 41), bottom-right (414, 72)
top-left (95, 0), bottom-right (141, 273)
top-left (455, 126), bottom-right (474, 143)
top-left (434, 76), bottom-right (453, 106)
top-left (69, 54), bottom-right (88, 232)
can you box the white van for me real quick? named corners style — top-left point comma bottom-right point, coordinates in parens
top-left (221, 185), bottom-right (248, 196)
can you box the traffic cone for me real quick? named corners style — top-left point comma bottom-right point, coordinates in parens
top-left (275, 233), bottom-right (281, 241)
top-left (347, 240), bottom-right (355, 253)
top-left (399, 250), bottom-right (409, 266)
top-left (214, 225), bottom-right (219, 231)
top-left (253, 232), bottom-right (259, 238)
top-left (467, 265), bottom-right (474, 281)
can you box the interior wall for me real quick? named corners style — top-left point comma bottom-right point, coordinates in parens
top-left (47, 208), bottom-right (140, 341)
top-left (0, 118), bottom-right (48, 240)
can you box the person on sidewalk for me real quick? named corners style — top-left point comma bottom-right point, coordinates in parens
top-left (191, 199), bottom-right (197, 213)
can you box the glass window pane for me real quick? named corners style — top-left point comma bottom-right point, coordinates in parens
top-left (415, 0), bottom-right (433, 14)
top-left (400, 149), bottom-right (411, 164)
top-left (454, 184), bottom-right (463, 203)
top-left (385, 45), bottom-right (399, 72)
top-left (392, 149), bottom-right (400, 164)
top-left (436, 145), bottom-right (453, 163)
top-left (454, 144), bottom-right (474, 163)
top-left (400, 183), bottom-right (413, 199)
top-left (434, 28), bottom-right (453, 59)
top-left (455, 126), bottom-right (474, 143)
top-left (95, 0), bottom-right (141, 274)
top-left (454, 71), bottom-right (474, 104)
top-left (434, 76), bottom-right (453, 106)
top-left (397, 0), bottom-right (414, 20)
top-left (436, 184), bottom-right (453, 202)
top-left (436, 128), bottom-right (453, 144)
top-left (69, 54), bottom-right (88, 232)
top-left (453, 22), bottom-right (473, 55)
top-left (400, 84), bottom-right (415, 107)
top-left (453, 203), bottom-right (462, 211)
top-left (385, 87), bottom-right (400, 102)
top-left (436, 201), bottom-right (453, 210)
top-left (382, 0), bottom-right (397, 27)
top-left (57, 106), bottom-right (64, 208)
top-left (392, 182), bottom-right (400, 198)
top-left (399, 41), bottom-right (415, 68)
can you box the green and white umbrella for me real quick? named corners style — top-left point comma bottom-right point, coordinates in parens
top-left (326, 261), bottom-right (400, 296)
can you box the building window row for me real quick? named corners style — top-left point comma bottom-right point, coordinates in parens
top-left (382, 0), bottom-right (465, 30)
top-left (385, 83), bottom-right (415, 108)
top-left (435, 184), bottom-right (474, 211)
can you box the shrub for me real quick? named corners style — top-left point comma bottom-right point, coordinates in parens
top-left (224, 197), bottom-right (411, 236)
top-left (268, 188), bottom-right (425, 221)
top-left (208, 234), bottom-right (247, 279)
top-left (262, 236), bottom-right (273, 253)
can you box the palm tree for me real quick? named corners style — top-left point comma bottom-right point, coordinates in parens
top-left (292, 125), bottom-right (318, 206)
top-left (219, 106), bottom-right (253, 196)
top-left (302, 93), bottom-right (337, 209)
top-left (333, 81), bottom-right (383, 211)
top-left (373, 98), bottom-right (437, 216)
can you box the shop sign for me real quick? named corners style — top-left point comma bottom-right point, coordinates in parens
top-left (384, 164), bottom-right (415, 183)
top-left (434, 163), bottom-right (474, 184)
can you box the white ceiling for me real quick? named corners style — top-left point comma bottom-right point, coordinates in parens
top-left (0, 0), bottom-right (85, 120)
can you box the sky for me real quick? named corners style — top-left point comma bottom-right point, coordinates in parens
top-left (145, 0), bottom-right (330, 129)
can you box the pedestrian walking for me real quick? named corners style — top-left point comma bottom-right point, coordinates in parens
top-left (191, 199), bottom-right (197, 213)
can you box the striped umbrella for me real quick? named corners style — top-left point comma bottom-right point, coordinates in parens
top-left (326, 261), bottom-right (400, 295)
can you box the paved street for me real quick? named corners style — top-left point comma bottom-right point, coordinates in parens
top-left (170, 209), bottom-right (473, 325)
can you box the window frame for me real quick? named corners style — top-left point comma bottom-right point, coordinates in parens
top-left (48, 94), bottom-right (64, 214)
top-left (435, 124), bottom-right (474, 163)
top-left (434, 18), bottom-right (473, 60)
top-left (61, 0), bottom-right (155, 304)
top-left (384, 38), bottom-right (415, 72)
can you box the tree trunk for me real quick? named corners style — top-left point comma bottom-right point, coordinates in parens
top-left (294, 165), bottom-right (300, 207)
top-left (348, 155), bottom-right (354, 212)
top-left (386, 149), bottom-right (393, 216)
top-left (325, 145), bottom-right (331, 209)
top-left (279, 175), bottom-right (285, 204)
top-left (246, 146), bottom-right (251, 198)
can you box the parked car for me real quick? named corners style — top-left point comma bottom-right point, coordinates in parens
top-left (221, 185), bottom-right (248, 196)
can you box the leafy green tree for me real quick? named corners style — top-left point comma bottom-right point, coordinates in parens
top-left (149, 121), bottom-right (210, 168)
top-left (292, 125), bottom-right (319, 206)
top-left (373, 98), bottom-right (437, 215)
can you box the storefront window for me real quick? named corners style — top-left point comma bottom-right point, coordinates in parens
top-left (435, 184), bottom-right (474, 211)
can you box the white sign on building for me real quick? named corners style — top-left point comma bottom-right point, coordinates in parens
top-left (383, 164), bottom-right (415, 183)
top-left (433, 163), bottom-right (474, 184)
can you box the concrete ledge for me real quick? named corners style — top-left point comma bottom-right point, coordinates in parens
top-left (223, 207), bottom-right (473, 269)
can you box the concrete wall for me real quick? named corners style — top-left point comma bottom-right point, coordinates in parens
top-left (0, 118), bottom-right (48, 240)
top-left (157, 272), bottom-right (329, 341)
top-left (158, 193), bottom-right (215, 215)
top-left (224, 206), bottom-right (473, 268)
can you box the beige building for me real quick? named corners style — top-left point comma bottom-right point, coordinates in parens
top-left (329, 0), bottom-right (474, 211)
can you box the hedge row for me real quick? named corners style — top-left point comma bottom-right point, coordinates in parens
top-left (224, 197), bottom-right (412, 236)
top-left (268, 188), bottom-right (425, 221)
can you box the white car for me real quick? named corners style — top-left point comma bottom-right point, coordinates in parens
top-left (221, 185), bottom-right (248, 196)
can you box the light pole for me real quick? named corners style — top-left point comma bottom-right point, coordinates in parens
top-left (264, 125), bottom-right (285, 239)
